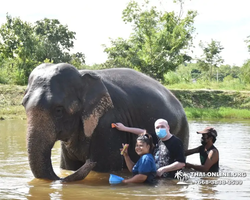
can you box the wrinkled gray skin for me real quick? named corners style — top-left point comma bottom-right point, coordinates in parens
top-left (22, 63), bottom-right (189, 182)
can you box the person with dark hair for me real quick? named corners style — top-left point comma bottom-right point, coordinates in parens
top-left (185, 127), bottom-right (219, 172)
top-left (114, 119), bottom-right (185, 179)
top-left (121, 131), bottom-right (156, 184)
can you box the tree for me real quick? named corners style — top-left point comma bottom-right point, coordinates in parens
top-left (0, 14), bottom-right (37, 60)
top-left (197, 39), bottom-right (224, 81)
top-left (103, 0), bottom-right (197, 81)
top-left (245, 35), bottom-right (250, 53)
top-left (0, 14), bottom-right (86, 85)
top-left (69, 52), bottom-right (86, 69)
top-left (34, 18), bottom-right (76, 63)
top-left (239, 36), bottom-right (250, 83)
top-left (0, 14), bottom-right (38, 84)
top-left (216, 64), bottom-right (240, 82)
top-left (240, 60), bottom-right (250, 84)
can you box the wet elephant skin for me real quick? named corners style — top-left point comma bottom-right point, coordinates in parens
top-left (22, 63), bottom-right (189, 181)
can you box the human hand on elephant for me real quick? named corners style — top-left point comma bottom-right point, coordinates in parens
top-left (113, 122), bottom-right (127, 131)
top-left (22, 63), bottom-right (189, 181)
top-left (113, 123), bottom-right (145, 136)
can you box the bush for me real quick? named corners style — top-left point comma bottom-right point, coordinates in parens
top-left (0, 58), bottom-right (38, 85)
top-left (223, 75), bottom-right (234, 82)
top-left (163, 71), bottom-right (180, 84)
top-left (0, 68), bottom-right (9, 84)
top-left (240, 59), bottom-right (250, 84)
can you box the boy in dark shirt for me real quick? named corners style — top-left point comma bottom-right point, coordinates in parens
top-left (185, 127), bottom-right (219, 172)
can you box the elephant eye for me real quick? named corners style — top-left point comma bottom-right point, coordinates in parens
top-left (55, 106), bottom-right (64, 118)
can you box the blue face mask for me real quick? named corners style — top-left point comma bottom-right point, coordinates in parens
top-left (156, 128), bottom-right (167, 139)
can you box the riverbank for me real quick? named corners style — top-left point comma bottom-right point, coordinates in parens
top-left (171, 89), bottom-right (250, 119)
top-left (0, 84), bottom-right (26, 120)
top-left (1, 84), bottom-right (250, 120)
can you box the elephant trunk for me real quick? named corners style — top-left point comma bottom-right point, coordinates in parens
top-left (27, 127), bottom-right (60, 180)
top-left (27, 110), bottom-right (60, 180)
top-left (26, 110), bottom-right (96, 182)
top-left (28, 139), bottom-right (60, 180)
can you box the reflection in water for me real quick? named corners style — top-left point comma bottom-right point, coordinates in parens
top-left (26, 176), bottom-right (190, 200)
top-left (0, 119), bottom-right (250, 199)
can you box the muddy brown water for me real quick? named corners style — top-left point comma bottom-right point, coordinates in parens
top-left (0, 119), bottom-right (250, 200)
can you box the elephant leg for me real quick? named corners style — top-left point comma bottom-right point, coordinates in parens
top-left (60, 143), bottom-right (85, 171)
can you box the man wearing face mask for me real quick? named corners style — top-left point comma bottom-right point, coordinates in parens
top-left (113, 119), bottom-right (186, 178)
top-left (185, 127), bottom-right (219, 172)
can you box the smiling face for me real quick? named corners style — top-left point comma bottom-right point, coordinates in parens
top-left (135, 140), bottom-right (150, 156)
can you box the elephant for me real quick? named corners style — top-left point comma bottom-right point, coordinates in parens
top-left (22, 63), bottom-right (189, 182)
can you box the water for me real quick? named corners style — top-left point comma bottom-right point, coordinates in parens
top-left (0, 119), bottom-right (250, 200)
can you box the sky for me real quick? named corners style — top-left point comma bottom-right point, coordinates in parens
top-left (1, 0), bottom-right (250, 66)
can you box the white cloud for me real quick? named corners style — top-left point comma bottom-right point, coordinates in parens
top-left (0, 0), bottom-right (249, 66)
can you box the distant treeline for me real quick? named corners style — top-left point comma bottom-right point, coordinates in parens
top-left (1, 0), bottom-right (250, 85)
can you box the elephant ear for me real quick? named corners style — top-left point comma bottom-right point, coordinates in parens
top-left (81, 72), bottom-right (113, 137)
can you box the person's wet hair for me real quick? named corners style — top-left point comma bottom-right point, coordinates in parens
top-left (137, 131), bottom-right (155, 153)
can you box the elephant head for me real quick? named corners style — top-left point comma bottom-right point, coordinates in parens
top-left (22, 63), bottom-right (113, 181)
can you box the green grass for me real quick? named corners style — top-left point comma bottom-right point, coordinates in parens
top-left (185, 107), bottom-right (250, 119)
top-left (0, 84), bottom-right (26, 120)
top-left (166, 81), bottom-right (250, 91)
top-left (1, 83), bottom-right (250, 120)
top-left (0, 106), bottom-right (26, 120)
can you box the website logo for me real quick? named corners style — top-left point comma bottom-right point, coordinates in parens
top-left (174, 171), bottom-right (246, 185)
top-left (175, 171), bottom-right (190, 184)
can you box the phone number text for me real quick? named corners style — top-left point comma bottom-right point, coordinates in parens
top-left (192, 180), bottom-right (243, 185)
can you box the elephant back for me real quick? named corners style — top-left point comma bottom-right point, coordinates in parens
top-left (85, 68), bottom-right (189, 149)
